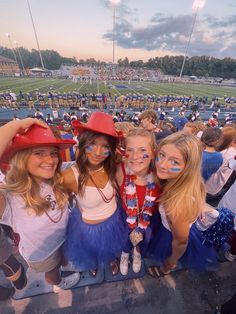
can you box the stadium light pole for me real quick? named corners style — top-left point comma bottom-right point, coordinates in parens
top-left (26, 0), bottom-right (45, 69)
top-left (179, 0), bottom-right (206, 78)
top-left (14, 40), bottom-right (26, 76)
top-left (5, 33), bottom-right (18, 65)
top-left (110, 0), bottom-right (120, 65)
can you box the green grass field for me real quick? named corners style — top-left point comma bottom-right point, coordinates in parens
top-left (0, 77), bottom-right (236, 100)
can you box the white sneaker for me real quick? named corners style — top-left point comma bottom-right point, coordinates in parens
top-left (53, 272), bottom-right (80, 293)
top-left (120, 252), bottom-right (129, 276)
top-left (61, 262), bottom-right (76, 272)
top-left (132, 251), bottom-right (141, 273)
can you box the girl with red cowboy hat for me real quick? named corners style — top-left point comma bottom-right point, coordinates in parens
top-left (0, 118), bottom-right (80, 292)
top-left (63, 112), bottom-right (129, 276)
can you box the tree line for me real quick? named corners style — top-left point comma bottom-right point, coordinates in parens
top-left (1, 46), bottom-right (235, 79)
top-left (117, 56), bottom-right (236, 79)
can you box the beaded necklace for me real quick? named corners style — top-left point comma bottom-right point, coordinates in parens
top-left (89, 174), bottom-right (115, 203)
top-left (123, 166), bottom-right (159, 230)
top-left (88, 165), bottom-right (104, 173)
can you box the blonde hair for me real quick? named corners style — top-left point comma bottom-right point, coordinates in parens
top-left (184, 121), bottom-right (206, 135)
top-left (0, 149), bottom-right (68, 215)
top-left (126, 127), bottom-right (157, 156)
top-left (115, 121), bottom-right (135, 137)
top-left (157, 132), bottom-right (205, 222)
top-left (138, 110), bottom-right (157, 124)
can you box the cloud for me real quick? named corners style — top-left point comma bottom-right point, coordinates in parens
top-left (103, 12), bottom-right (236, 58)
top-left (100, 0), bottom-right (132, 17)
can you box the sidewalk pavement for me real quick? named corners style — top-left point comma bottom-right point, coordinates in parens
top-left (0, 261), bottom-right (235, 314)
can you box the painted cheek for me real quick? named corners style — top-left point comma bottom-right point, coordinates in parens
top-left (142, 154), bottom-right (149, 159)
top-left (125, 153), bottom-right (130, 159)
top-left (102, 150), bottom-right (110, 157)
top-left (169, 167), bottom-right (182, 172)
top-left (155, 157), bottom-right (160, 163)
top-left (86, 146), bottom-right (93, 153)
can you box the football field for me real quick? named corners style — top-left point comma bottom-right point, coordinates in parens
top-left (0, 77), bottom-right (236, 100)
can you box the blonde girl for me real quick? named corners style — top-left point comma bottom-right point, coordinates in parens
top-left (149, 132), bottom-right (219, 274)
top-left (0, 119), bottom-right (80, 292)
top-left (116, 127), bottom-right (160, 275)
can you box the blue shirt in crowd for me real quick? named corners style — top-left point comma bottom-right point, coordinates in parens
top-left (201, 151), bottom-right (223, 182)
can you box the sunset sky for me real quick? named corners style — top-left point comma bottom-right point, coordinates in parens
top-left (0, 0), bottom-right (236, 63)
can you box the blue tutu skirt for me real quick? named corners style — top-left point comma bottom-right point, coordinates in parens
top-left (123, 211), bottom-right (160, 258)
top-left (63, 203), bottom-right (129, 271)
top-left (148, 218), bottom-right (218, 272)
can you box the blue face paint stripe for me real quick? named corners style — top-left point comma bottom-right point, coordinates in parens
top-left (169, 167), bottom-right (182, 172)
top-left (86, 146), bottom-right (93, 152)
top-left (103, 150), bottom-right (110, 156)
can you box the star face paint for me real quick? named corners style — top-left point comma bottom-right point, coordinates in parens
top-left (142, 154), bottom-right (150, 159)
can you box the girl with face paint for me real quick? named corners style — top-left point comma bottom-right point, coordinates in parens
top-left (148, 132), bottom-right (234, 276)
top-left (62, 112), bottom-right (129, 276)
top-left (116, 128), bottom-right (161, 276)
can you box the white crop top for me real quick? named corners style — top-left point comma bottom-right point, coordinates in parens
top-left (71, 167), bottom-right (116, 221)
top-left (0, 182), bottom-right (69, 262)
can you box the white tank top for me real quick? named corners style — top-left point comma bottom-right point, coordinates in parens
top-left (71, 167), bottom-right (116, 221)
top-left (159, 204), bottom-right (172, 231)
top-left (0, 182), bottom-right (69, 262)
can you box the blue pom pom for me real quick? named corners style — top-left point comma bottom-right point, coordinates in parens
top-left (201, 207), bottom-right (235, 248)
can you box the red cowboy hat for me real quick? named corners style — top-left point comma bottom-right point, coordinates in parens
top-left (0, 124), bottom-right (76, 163)
top-left (72, 112), bottom-right (121, 138)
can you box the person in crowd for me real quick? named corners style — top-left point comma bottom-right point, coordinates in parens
top-left (158, 109), bottom-right (167, 128)
top-left (138, 110), bottom-right (160, 133)
top-left (183, 121), bottom-right (206, 138)
top-left (57, 124), bottom-right (77, 162)
top-left (34, 108), bottom-right (44, 120)
top-left (173, 110), bottom-right (188, 131)
top-left (149, 132), bottom-right (225, 276)
top-left (0, 118), bottom-right (80, 293)
top-left (206, 125), bottom-right (236, 206)
top-left (63, 112), bottom-right (128, 276)
top-left (201, 127), bottom-right (223, 182)
top-left (0, 225), bottom-right (27, 300)
top-left (114, 121), bottom-right (136, 162)
top-left (217, 157), bottom-right (236, 262)
top-left (45, 113), bottom-right (54, 125)
top-left (116, 128), bottom-right (160, 275)
top-left (207, 113), bottom-right (218, 128)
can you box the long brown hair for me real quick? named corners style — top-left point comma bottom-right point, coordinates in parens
top-left (157, 132), bottom-right (206, 222)
top-left (0, 148), bottom-right (68, 215)
top-left (217, 125), bottom-right (236, 151)
top-left (76, 131), bottom-right (119, 196)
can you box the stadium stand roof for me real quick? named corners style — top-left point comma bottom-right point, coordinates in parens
top-left (0, 55), bottom-right (17, 63)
